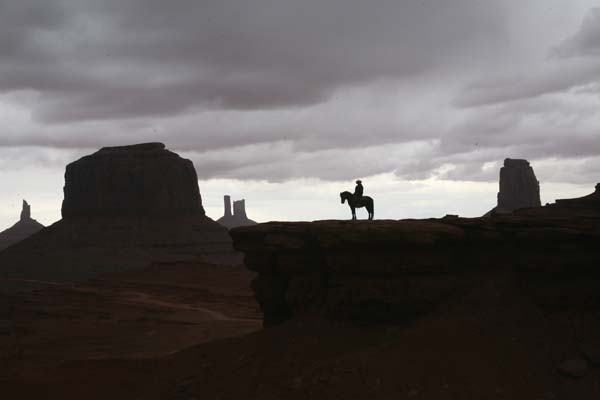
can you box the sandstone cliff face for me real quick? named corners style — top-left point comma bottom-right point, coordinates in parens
top-left (488, 158), bottom-right (541, 215)
top-left (232, 220), bottom-right (490, 325)
top-left (62, 143), bottom-right (204, 218)
top-left (0, 144), bottom-right (239, 293)
top-left (231, 184), bottom-right (600, 326)
top-left (0, 200), bottom-right (44, 252)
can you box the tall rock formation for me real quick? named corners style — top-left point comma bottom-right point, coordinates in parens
top-left (62, 143), bottom-right (204, 218)
top-left (0, 143), bottom-right (240, 293)
top-left (233, 200), bottom-right (245, 219)
top-left (0, 200), bottom-right (45, 252)
top-left (486, 158), bottom-right (541, 216)
top-left (217, 196), bottom-right (258, 229)
top-left (223, 195), bottom-right (233, 218)
top-left (20, 200), bottom-right (31, 221)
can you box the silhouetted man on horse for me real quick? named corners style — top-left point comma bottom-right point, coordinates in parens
top-left (340, 179), bottom-right (374, 220)
top-left (354, 180), bottom-right (363, 202)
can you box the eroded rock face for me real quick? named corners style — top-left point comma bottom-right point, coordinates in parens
top-left (0, 200), bottom-right (44, 252)
top-left (62, 143), bottom-right (204, 218)
top-left (231, 185), bottom-right (600, 326)
top-left (489, 158), bottom-right (541, 215)
top-left (232, 220), bottom-right (495, 325)
top-left (0, 144), bottom-right (240, 293)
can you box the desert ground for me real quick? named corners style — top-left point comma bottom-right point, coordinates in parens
top-left (2, 265), bottom-right (600, 399)
top-left (0, 262), bottom-right (263, 397)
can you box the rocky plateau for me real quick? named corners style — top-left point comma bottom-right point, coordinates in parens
top-left (231, 183), bottom-right (600, 326)
top-left (0, 143), bottom-right (239, 293)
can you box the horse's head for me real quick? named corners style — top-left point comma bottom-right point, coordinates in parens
top-left (340, 192), bottom-right (346, 204)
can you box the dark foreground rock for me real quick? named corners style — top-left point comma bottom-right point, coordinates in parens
top-left (231, 184), bottom-right (600, 326)
top-left (0, 143), bottom-right (239, 293)
top-left (557, 358), bottom-right (589, 379)
top-left (0, 200), bottom-right (44, 252)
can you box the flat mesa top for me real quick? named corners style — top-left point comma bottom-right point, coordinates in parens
top-left (97, 143), bottom-right (166, 153)
top-left (504, 158), bottom-right (530, 167)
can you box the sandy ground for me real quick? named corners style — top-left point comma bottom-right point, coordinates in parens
top-left (0, 263), bottom-right (261, 381)
top-left (2, 268), bottom-right (600, 399)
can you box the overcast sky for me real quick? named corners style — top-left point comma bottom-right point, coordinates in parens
top-left (1, 0), bottom-right (599, 228)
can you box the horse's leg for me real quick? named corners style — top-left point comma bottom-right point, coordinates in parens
top-left (351, 206), bottom-right (356, 220)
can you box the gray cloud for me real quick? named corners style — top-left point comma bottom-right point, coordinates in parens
top-left (453, 61), bottom-right (600, 108)
top-left (555, 8), bottom-right (600, 57)
top-left (0, 1), bottom-right (599, 189)
top-left (185, 140), bottom-right (438, 182)
top-left (0, 0), bottom-right (506, 122)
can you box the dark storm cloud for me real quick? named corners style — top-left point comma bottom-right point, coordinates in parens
top-left (555, 8), bottom-right (600, 57)
top-left (440, 91), bottom-right (600, 180)
top-left (1, 1), bottom-right (599, 187)
top-left (437, 6), bottom-right (600, 187)
top-left (456, 7), bottom-right (600, 108)
top-left (0, 0), bottom-right (506, 122)
top-left (453, 61), bottom-right (600, 108)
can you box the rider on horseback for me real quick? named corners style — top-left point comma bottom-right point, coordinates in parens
top-left (340, 180), bottom-right (374, 220)
top-left (354, 180), bottom-right (364, 204)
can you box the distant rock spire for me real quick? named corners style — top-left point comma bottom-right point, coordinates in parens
top-left (224, 195), bottom-right (232, 218)
top-left (0, 199), bottom-right (44, 252)
top-left (485, 158), bottom-right (541, 216)
top-left (20, 200), bottom-right (31, 221)
top-left (217, 196), bottom-right (257, 229)
top-left (496, 159), bottom-right (541, 213)
top-left (233, 200), bottom-right (247, 219)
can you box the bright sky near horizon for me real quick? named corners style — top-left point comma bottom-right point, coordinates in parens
top-left (1, 0), bottom-right (599, 229)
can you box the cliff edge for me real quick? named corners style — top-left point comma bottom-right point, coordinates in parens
top-left (231, 183), bottom-right (600, 326)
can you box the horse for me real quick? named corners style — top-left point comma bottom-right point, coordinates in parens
top-left (340, 191), bottom-right (374, 220)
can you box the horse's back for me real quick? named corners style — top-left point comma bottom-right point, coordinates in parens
top-left (357, 196), bottom-right (373, 207)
